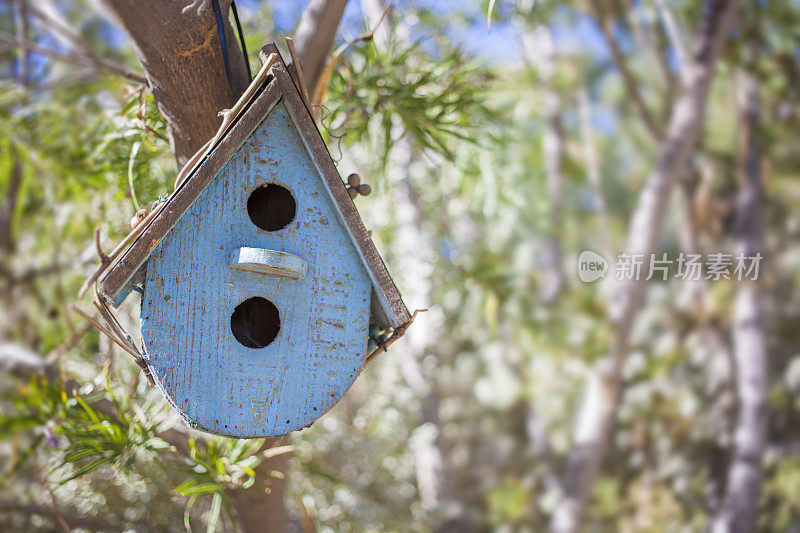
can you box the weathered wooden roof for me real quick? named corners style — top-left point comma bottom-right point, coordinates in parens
top-left (98, 46), bottom-right (410, 330)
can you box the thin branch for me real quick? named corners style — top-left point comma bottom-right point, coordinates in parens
top-left (94, 228), bottom-right (111, 264)
top-left (362, 0), bottom-right (392, 48)
top-left (24, 1), bottom-right (94, 57)
top-left (70, 305), bottom-right (141, 363)
top-left (653, 0), bottom-right (689, 74)
top-left (13, 0), bottom-right (29, 85)
top-left (23, 69), bottom-right (95, 92)
top-left (620, 0), bottom-right (651, 73)
top-left (0, 155), bottom-right (23, 252)
top-left (28, 0), bottom-right (152, 87)
top-left (45, 324), bottom-right (92, 365)
top-left (45, 487), bottom-right (72, 533)
top-left (311, 0), bottom-right (392, 114)
top-left (522, 25), bottom-right (565, 302)
top-left (0, 32), bottom-right (147, 83)
top-left (285, 37), bottom-right (310, 105)
top-left (78, 201), bottom-right (167, 298)
top-left (589, 1), bottom-right (662, 143)
top-left (652, 16), bottom-right (679, 119)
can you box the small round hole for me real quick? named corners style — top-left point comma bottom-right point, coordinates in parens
top-left (230, 297), bottom-right (280, 348)
top-left (247, 184), bottom-right (296, 231)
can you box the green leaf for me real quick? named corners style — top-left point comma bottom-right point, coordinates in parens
top-left (177, 482), bottom-right (225, 497)
top-left (206, 492), bottom-right (222, 533)
top-left (58, 456), bottom-right (114, 484)
top-left (184, 494), bottom-right (197, 533)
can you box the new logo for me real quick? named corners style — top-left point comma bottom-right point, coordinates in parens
top-left (577, 250), bottom-right (608, 283)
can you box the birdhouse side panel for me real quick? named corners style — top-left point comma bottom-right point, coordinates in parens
top-left (140, 102), bottom-right (372, 438)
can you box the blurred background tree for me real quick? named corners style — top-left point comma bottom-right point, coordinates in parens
top-left (2, 0), bottom-right (800, 531)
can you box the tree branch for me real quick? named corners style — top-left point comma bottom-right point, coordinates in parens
top-left (523, 25), bottom-right (564, 302)
top-left (653, 0), bottom-right (689, 74)
top-left (0, 155), bottom-right (22, 252)
top-left (294, 0), bottom-right (349, 97)
top-left (25, 2), bottom-right (95, 58)
top-left (12, 0), bottom-right (29, 85)
top-left (589, 0), bottom-right (663, 143)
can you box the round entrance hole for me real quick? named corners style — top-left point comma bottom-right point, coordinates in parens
top-left (247, 184), bottom-right (296, 231)
top-left (230, 297), bottom-right (280, 349)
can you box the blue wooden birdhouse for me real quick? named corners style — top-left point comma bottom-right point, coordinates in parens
top-left (97, 47), bottom-right (410, 438)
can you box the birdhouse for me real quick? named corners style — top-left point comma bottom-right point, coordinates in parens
top-left (96, 47), bottom-right (410, 438)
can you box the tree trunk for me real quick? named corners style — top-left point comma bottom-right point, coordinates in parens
top-left (294, 0), bottom-right (349, 96)
top-left (392, 59), bottom-right (459, 533)
top-left (711, 69), bottom-right (768, 533)
top-left (98, 1), bottom-right (349, 531)
top-left (228, 437), bottom-right (291, 533)
top-left (550, 1), bottom-right (740, 531)
top-left (100, 0), bottom-right (250, 166)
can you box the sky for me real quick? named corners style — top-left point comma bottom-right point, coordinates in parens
top-left (259, 0), bottom-right (528, 65)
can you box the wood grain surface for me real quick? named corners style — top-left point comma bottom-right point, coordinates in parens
top-left (141, 103), bottom-right (372, 438)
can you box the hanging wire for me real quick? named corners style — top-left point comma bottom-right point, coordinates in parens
top-left (230, 1), bottom-right (252, 82)
top-left (210, 0), bottom-right (251, 89)
top-left (210, 0), bottom-right (232, 84)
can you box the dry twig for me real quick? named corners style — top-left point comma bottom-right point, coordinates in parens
top-left (311, 0), bottom-right (392, 117)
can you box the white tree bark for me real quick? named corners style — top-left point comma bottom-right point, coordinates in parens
top-left (550, 1), bottom-right (740, 531)
top-left (711, 69), bottom-right (768, 533)
top-left (653, 0), bottom-right (689, 73)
